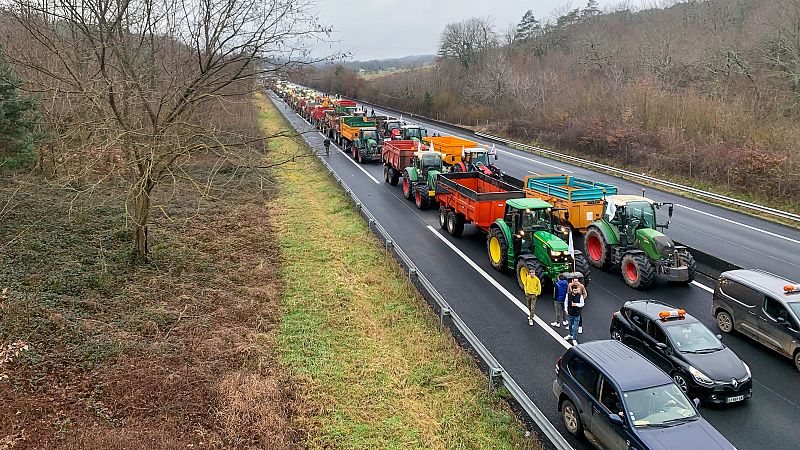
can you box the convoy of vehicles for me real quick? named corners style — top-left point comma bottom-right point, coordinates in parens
top-left (273, 81), bottom-right (795, 449)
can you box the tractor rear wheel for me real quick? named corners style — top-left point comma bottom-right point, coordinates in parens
top-left (447, 211), bottom-right (464, 237)
top-left (677, 249), bottom-right (697, 283)
top-left (487, 228), bottom-right (510, 273)
top-left (584, 227), bottom-right (611, 269)
top-left (438, 208), bottom-right (448, 229)
top-left (389, 168), bottom-right (399, 186)
top-left (415, 190), bottom-right (428, 210)
top-left (402, 178), bottom-right (413, 200)
top-left (573, 252), bottom-right (592, 287)
top-left (621, 253), bottom-right (655, 289)
top-left (516, 256), bottom-right (544, 291)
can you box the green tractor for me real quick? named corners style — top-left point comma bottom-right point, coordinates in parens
top-left (398, 125), bottom-right (428, 142)
top-left (350, 128), bottom-right (382, 163)
top-left (403, 150), bottom-right (443, 210)
top-left (583, 195), bottom-right (696, 289)
top-left (488, 198), bottom-right (591, 289)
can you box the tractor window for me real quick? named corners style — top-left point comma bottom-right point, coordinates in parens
top-left (362, 130), bottom-right (378, 141)
top-left (420, 154), bottom-right (442, 171)
top-left (522, 209), bottom-right (550, 232)
top-left (625, 201), bottom-right (657, 229)
top-left (470, 151), bottom-right (488, 167)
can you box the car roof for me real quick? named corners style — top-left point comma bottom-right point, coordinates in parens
top-left (721, 269), bottom-right (800, 299)
top-left (624, 299), bottom-right (700, 324)
top-left (572, 340), bottom-right (672, 391)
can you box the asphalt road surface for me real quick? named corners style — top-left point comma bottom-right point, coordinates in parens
top-left (271, 93), bottom-right (800, 450)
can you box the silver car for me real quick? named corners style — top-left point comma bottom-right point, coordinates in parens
top-left (712, 269), bottom-right (800, 371)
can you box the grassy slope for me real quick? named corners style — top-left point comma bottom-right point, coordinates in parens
top-left (261, 95), bottom-right (537, 450)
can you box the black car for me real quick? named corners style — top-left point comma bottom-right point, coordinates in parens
top-left (553, 340), bottom-right (734, 450)
top-left (611, 300), bottom-right (752, 405)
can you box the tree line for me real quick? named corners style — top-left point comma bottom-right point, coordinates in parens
top-left (304, 0), bottom-right (800, 207)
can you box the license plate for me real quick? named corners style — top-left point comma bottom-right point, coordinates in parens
top-left (726, 395), bottom-right (745, 403)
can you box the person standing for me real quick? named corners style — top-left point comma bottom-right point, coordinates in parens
top-left (551, 274), bottom-right (568, 328)
top-left (523, 270), bottom-right (542, 326)
top-left (570, 277), bottom-right (588, 334)
top-left (564, 282), bottom-right (585, 344)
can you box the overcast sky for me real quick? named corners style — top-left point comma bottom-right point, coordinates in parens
top-left (309, 0), bottom-right (648, 61)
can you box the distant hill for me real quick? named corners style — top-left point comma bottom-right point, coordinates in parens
top-left (315, 54), bottom-right (435, 72)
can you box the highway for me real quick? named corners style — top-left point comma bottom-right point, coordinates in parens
top-left (271, 92), bottom-right (800, 450)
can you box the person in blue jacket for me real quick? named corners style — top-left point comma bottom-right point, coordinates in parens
top-left (551, 274), bottom-right (568, 328)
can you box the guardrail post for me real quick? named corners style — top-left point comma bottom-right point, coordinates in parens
top-left (368, 218), bottom-right (374, 229)
top-left (488, 366), bottom-right (503, 391)
top-left (439, 307), bottom-right (451, 329)
top-left (385, 239), bottom-right (393, 250)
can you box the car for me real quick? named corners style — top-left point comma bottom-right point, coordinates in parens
top-left (553, 340), bottom-right (734, 450)
top-left (610, 300), bottom-right (751, 405)
top-left (712, 269), bottom-right (800, 371)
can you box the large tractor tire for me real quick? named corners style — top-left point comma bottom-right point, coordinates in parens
top-left (389, 169), bottom-right (400, 186)
top-left (621, 253), bottom-right (656, 290)
top-left (677, 249), bottom-right (697, 283)
top-left (584, 227), bottom-right (612, 269)
top-left (447, 211), bottom-right (464, 237)
top-left (415, 190), bottom-right (428, 210)
top-left (516, 256), bottom-right (544, 291)
top-left (573, 252), bottom-right (592, 287)
top-left (438, 207), bottom-right (449, 229)
top-left (487, 228), bottom-right (510, 273)
top-left (402, 178), bottom-right (414, 201)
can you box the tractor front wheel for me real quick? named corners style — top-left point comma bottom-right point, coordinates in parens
top-left (621, 253), bottom-right (655, 290)
top-left (677, 249), bottom-right (697, 283)
top-left (447, 211), bottom-right (464, 237)
top-left (402, 178), bottom-right (413, 200)
top-left (573, 253), bottom-right (592, 287)
top-left (415, 190), bottom-right (428, 210)
top-left (584, 227), bottom-right (611, 269)
top-left (357, 150), bottom-right (364, 164)
top-left (516, 257), bottom-right (544, 291)
top-left (487, 228), bottom-right (510, 273)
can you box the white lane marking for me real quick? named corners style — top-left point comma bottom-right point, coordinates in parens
top-left (691, 281), bottom-right (714, 293)
top-left (426, 225), bottom-right (572, 350)
top-left (676, 204), bottom-right (799, 245)
top-left (296, 109), bottom-right (381, 185)
top-left (527, 170), bottom-right (540, 175)
top-left (498, 149), bottom-right (574, 173)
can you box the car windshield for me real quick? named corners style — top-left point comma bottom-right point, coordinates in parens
top-left (625, 201), bottom-right (657, 229)
top-left (665, 322), bottom-right (722, 353)
top-left (521, 208), bottom-right (550, 232)
top-left (420, 154), bottom-right (442, 170)
top-left (624, 383), bottom-right (698, 428)
top-left (788, 303), bottom-right (800, 323)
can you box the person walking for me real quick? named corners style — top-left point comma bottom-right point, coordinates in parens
top-left (323, 138), bottom-right (331, 156)
top-left (551, 274), bottom-right (568, 328)
top-left (570, 276), bottom-right (588, 334)
top-left (523, 270), bottom-right (541, 326)
top-left (564, 282), bottom-right (585, 344)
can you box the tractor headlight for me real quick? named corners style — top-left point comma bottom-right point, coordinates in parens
top-left (550, 250), bottom-right (562, 257)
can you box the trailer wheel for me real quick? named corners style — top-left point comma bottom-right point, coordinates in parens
top-left (403, 178), bottom-right (413, 200)
top-left (438, 208), bottom-right (449, 229)
top-left (584, 227), bottom-right (612, 269)
top-left (516, 257), bottom-right (544, 291)
top-left (488, 228), bottom-right (509, 273)
top-left (447, 211), bottom-right (464, 237)
top-left (415, 190), bottom-right (428, 210)
top-left (383, 166), bottom-right (390, 183)
top-left (621, 253), bottom-right (655, 290)
top-left (389, 168), bottom-right (400, 186)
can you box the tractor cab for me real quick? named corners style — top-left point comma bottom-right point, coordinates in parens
top-left (401, 125), bottom-right (428, 142)
top-left (413, 151), bottom-right (443, 177)
top-left (459, 147), bottom-right (502, 178)
top-left (605, 195), bottom-right (673, 247)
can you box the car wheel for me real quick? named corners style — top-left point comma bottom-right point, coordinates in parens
top-left (611, 328), bottom-right (623, 342)
top-left (716, 310), bottom-right (734, 334)
top-left (672, 372), bottom-right (689, 394)
top-left (561, 399), bottom-right (583, 436)
top-left (794, 350), bottom-right (800, 372)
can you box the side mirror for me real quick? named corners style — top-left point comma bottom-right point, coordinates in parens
top-left (564, 211), bottom-right (570, 221)
top-left (716, 334), bottom-right (722, 340)
top-left (668, 205), bottom-right (674, 218)
top-left (608, 413), bottom-right (624, 426)
top-left (693, 398), bottom-right (701, 408)
top-left (656, 342), bottom-right (669, 353)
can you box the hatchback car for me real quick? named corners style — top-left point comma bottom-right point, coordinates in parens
top-left (712, 269), bottom-right (800, 371)
top-left (553, 340), bottom-right (734, 450)
top-left (611, 300), bottom-right (751, 404)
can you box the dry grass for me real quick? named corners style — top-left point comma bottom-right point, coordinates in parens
top-left (0, 130), bottom-right (306, 447)
top-left (260, 94), bottom-right (538, 450)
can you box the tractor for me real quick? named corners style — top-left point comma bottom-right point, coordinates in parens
top-left (451, 148), bottom-right (502, 179)
top-left (350, 128), bottom-right (382, 163)
top-left (487, 198), bottom-right (591, 290)
top-left (583, 195), bottom-right (696, 289)
top-left (403, 150), bottom-right (443, 210)
top-left (395, 125), bottom-right (428, 142)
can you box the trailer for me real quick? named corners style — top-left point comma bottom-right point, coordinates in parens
top-left (523, 174), bottom-right (618, 232)
top-left (382, 140), bottom-right (419, 186)
top-left (436, 172), bottom-right (591, 289)
top-left (423, 136), bottom-right (479, 167)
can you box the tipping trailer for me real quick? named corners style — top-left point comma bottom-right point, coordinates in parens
top-left (381, 140), bottom-right (418, 186)
top-left (436, 172), bottom-right (591, 289)
top-left (423, 136), bottom-right (478, 167)
top-left (523, 174), bottom-right (618, 232)
top-left (311, 104), bottom-right (334, 128)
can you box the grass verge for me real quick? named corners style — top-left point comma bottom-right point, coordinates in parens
top-left (260, 95), bottom-right (538, 449)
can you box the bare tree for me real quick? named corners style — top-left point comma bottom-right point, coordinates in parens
top-left (2, 0), bottom-right (328, 260)
top-left (438, 17), bottom-right (498, 70)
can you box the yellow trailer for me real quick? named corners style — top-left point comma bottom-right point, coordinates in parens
top-left (422, 136), bottom-right (481, 166)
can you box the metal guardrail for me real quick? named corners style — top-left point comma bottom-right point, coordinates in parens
top-left (269, 92), bottom-right (574, 450)
top-left (349, 96), bottom-right (800, 223)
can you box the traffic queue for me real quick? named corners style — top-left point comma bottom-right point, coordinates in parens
top-left (272, 81), bottom-right (800, 450)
